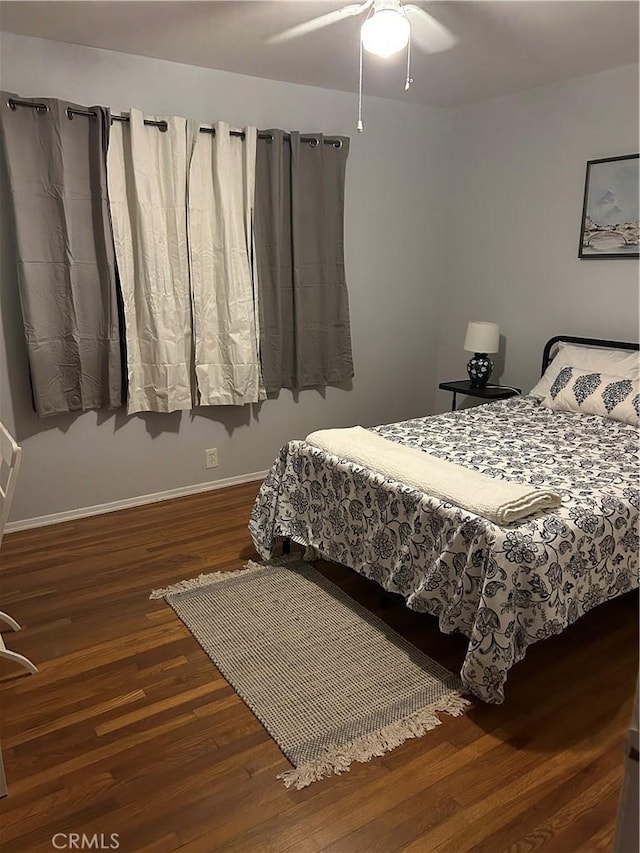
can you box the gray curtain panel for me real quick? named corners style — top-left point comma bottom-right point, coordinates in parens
top-left (0, 94), bottom-right (123, 416)
top-left (255, 130), bottom-right (353, 394)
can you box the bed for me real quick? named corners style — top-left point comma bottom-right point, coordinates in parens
top-left (249, 336), bottom-right (639, 703)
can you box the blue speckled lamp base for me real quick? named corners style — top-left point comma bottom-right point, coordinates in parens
top-left (467, 353), bottom-right (494, 388)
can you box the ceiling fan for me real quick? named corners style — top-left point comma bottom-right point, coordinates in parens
top-left (269, 1), bottom-right (456, 57)
top-left (268, 1), bottom-right (457, 131)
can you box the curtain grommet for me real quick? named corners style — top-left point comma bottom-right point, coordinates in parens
top-left (66, 107), bottom-right (74, 120)
top-left (309, 138), bottom-right (319, 149)
top-left (333, 139), bottom-right (343, 149)
top-left (6, 99), bottom-right (48, 113)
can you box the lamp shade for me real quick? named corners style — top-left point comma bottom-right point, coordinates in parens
top-left (463, 321), bottom-right (500, 354)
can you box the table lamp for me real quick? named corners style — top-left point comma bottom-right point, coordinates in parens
top-left (464, 321), bottom-right (500, 387)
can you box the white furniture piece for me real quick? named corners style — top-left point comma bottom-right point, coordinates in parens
top-left (0, 421), bottom-right (37, 675)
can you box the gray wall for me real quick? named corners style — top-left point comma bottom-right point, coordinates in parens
top-left (0, 32), bottom-right (451, 523)
top-left (435, 63), bottom-right (640, 410)
top-left (1, 35), bottom-right (638, 525)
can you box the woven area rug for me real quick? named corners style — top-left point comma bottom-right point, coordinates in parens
top-left (151, 559), bottom-right (469, 788)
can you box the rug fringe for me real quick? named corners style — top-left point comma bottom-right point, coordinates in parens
top-left (277, 691), bottom-right (470, 790)
top-left (149, 554), bottom-right (304, 599)
top-left (149, 563), bottom-right (263, 599)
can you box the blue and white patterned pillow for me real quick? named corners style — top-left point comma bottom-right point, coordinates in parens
top-left (543, 367), bottom-right (639, 425)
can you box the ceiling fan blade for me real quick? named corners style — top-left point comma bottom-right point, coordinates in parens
top-left (404, 5), bottom-right (457, 53)
top-left (267, 3), bottom-right (370, 44)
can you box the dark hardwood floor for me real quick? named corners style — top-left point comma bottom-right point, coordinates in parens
top-left (0, 481), bottom-right (637, 852)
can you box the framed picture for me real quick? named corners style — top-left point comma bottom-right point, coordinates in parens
top-left (578, 154), bottom-right (639, 259)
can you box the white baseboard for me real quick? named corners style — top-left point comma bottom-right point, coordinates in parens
top-left (5, 470), bottom-right (269, 534)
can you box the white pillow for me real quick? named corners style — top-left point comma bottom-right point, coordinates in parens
top-left (542, 366), bottom-right (639, 425)
top-left (530, 343), bottom-right (640, 398)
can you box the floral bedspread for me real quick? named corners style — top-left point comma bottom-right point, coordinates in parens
top-left (249, 397), bottom-right (639, 703)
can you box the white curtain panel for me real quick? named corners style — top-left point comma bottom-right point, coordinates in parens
top-left (107, 109), bottom-right (193, 413)
top-left (188, 121), bottom-right (264, 406)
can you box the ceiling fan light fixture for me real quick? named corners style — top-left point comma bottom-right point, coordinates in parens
top-left (361, 9), bottom-right (410, 58)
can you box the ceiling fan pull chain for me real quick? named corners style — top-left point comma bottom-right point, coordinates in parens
top-left (405, 25), bottom-right (413, 91)
top-left (357, 35), bottom-right (364, 132)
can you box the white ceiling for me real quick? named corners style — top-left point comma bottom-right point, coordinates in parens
top-left (0, 1), bottom-right (638, 108)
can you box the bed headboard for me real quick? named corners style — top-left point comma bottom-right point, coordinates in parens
top-left (541, 336), bottom-right (640, 375)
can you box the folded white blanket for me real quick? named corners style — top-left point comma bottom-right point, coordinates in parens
top-left (305, 426), bottom-right (562, 525)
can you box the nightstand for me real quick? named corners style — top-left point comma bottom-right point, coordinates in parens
top-left (439, 380), bottom-right (521, 412)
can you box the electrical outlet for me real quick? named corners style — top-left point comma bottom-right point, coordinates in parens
top-left (205, 448), bottom-right (218, 469)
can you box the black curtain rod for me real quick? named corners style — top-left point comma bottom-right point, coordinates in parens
top-left (6, 98), bottom-right (344, 148)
